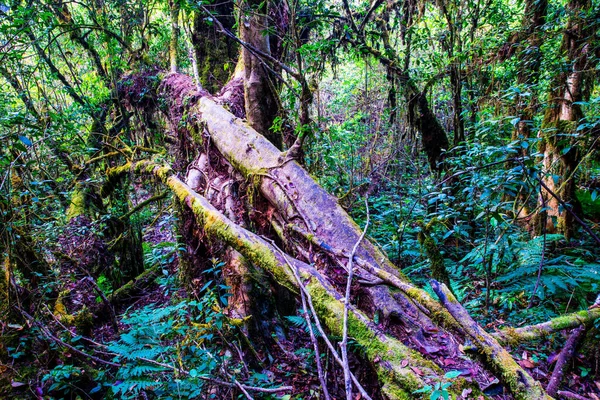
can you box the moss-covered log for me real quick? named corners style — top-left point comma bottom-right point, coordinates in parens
top-left (431, 280), bottom-right (549, 400)
top-left (108, 264), bottom-right (161, 305)
top-left (494, 308), bottom-right (600, 344)
top-left (125, 159), bottom-right (460, 399)
top-left (115, 72), bottom-right (570, 398)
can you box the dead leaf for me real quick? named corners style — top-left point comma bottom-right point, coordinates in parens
top-left (410, 366), bottom-right (423, 376)
top-left (518, 359), bottom-right (535, 369)
top-left (443, 358), bottom-right (457, 366)
top-left (11, 381), bottom-right (26, 388)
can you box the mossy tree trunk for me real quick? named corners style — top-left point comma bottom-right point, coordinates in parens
top-left (169, 0), bottom-right (180, 73)
top-left (536, 0), bottom-right (597, 239)
top-left (191, 1), bottom-right (238, 93)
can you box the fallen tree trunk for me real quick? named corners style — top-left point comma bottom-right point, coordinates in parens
top-left (124, 160), bottom-right (450, 398)
top-left (113, 71), bottom-right (585, 399)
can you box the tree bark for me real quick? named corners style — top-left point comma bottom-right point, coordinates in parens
top-left (192, 1), bottom-right (238, 93)
top-left (169, 0), bottom-right (180, 73)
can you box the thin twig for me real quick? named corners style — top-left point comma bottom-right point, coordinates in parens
top-left (137, 357), bottom-right (289, 394)
top-left (17, 307), bottom-right (121, 367)
top-left (300, 288), bottom-right (331, 400)
top-left (266, 239), bottom-right (373, 400)
top-left (342, 198), bottom-right (370, 400)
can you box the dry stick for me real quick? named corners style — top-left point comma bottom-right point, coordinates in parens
top-left (17, 307), bottom-right (121, 367)
top-left (341, 199), bottom-right (370, 400)
top-left (268, 240), bottom-right (373, 400)
top-left (234, 380), bottom-right (254, 400)
top-left (546, 325), bottom-right (587, 397)
top-left (136, 356), bottom-right (291, 394)
top-left (299, 289), bottom-right (331, 400)
top-left (556, 390), bottom-right (590, 400)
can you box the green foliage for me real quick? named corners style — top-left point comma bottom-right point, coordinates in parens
top-left (284, 314), bottom-right (322, 338)
top-left (42, 364), bottom-right (86, 397)
top-left (497, 236), bottom-right (600, 304)
top-left (413, 370), bottom-right (462, 400)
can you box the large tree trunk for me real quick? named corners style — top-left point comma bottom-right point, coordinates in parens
top-left (239, 0), bottom-right (283, 148)
top-left (110, 70), bottom-right (600, 398)
top-left (191, 1), bottom-right (238, 93)
top-left (536, 0), bottom-right (596, 239)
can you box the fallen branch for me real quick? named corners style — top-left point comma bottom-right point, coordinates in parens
top-left (120, 191), bottom-right (168, 220)
top-left (108, 264), bottom-right (161, 305)
top-left (556, 390), bottom-right (590, 400)
top-left (270, 239), bottom-right (371, 400)
top-left (342, 198), bottom-right (370, 400)
top-left (430, 280), bottom-right (550, 400)
top-left (493, 308), bottom-right (600, 344)
top-left (546, 325), bottom-right (587, 396)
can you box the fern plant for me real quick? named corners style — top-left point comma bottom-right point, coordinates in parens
top-left (284, 314), bottom-right (322, 338)
top-left (459, 232), bottom-right (600, 323)
top-left (498, 234), bottom-right (600, 307)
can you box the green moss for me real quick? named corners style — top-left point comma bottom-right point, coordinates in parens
top-left (54, 290), bottom-right (74, 325)
top-left (66, 184), bottom-right (86, 221)
top-left (74, 306), bottom-right (93, 336)
top-left (306, 283), bottom-right (434, 399)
